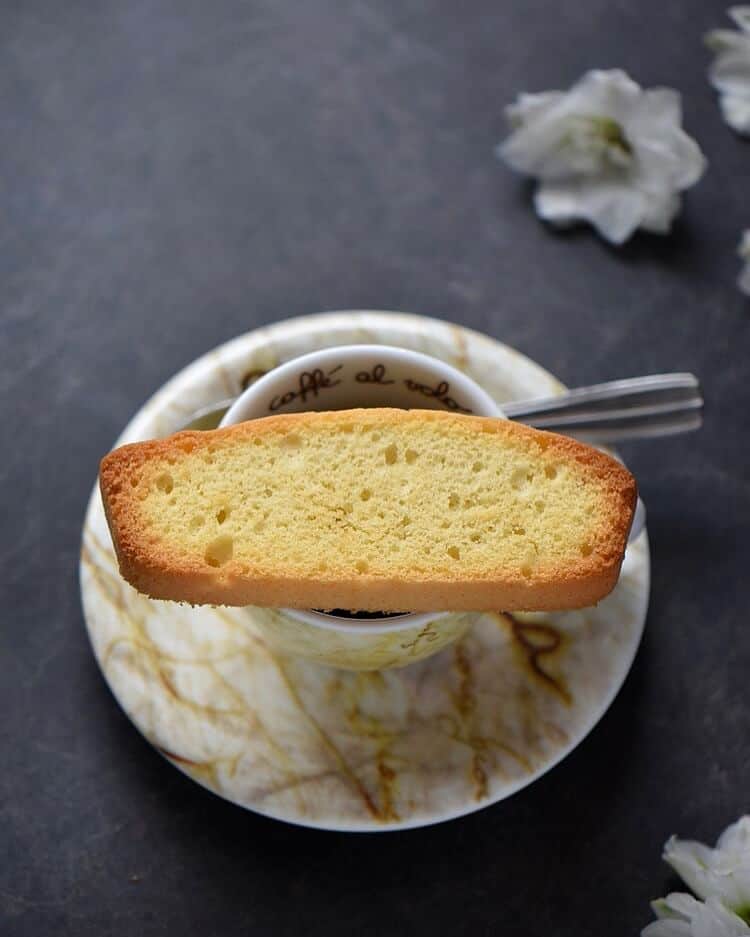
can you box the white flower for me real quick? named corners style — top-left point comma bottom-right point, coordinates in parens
top-left (663, 816), bottom-right (750, 917)
top-left (739, 230), bottom-right (750, 295)
top-left (706, 7), bottom-right (750, 135)
top-left (497, 69), bottom-right (707, 245)
top-left (642, 893), bottom-right (750, 937)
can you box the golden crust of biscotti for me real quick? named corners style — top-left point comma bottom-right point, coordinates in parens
top-left (99, 408), bottom-right (637, 612)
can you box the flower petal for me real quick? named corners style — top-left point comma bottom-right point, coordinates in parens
top-left (664, 825), bottom-right (750, 913)
top-left (720, 91), bottom-right (750, 135)
top-left (709, 49), bottom-right (750, 96)
top-left (664, 843), bottom-right (750, 911)
top-left (705, 28), bottom-right (750, 55)
top-left (499, 70), bottom-right (643, 180)
top-left (664, 835), bottom-right (720, 900)
top-left (641, 920), bottom-right (692, 936)
top-left (631, 88), bottom-right (684, 128)
top-left (634, 130), bottom-right (707, 191)
top-left (497, 120), bottom-right (579, 179)
top-left (729, 6), bottom-right (750, 33)
top-left (563, 69), bottom-right (642, 123)
top-left (627, 88), bottom-right (707, 188)
top-left (506, 91), bottom-right (565, 129)
top-left (639, 190), bottom-right (681, 234)
top-left (653, 893), bottom-right (705, 920)
top-left (694, 898), bottom-right (750, 937)
top-left (535, 177), bottom-right (646, 244)
top-left (667, 131), bottom-right (709, 187)
top-left (706, 9), bottom-right (750, 135)
top-left (718, 818), bottom-right (750, 852)
top-left (646, 894), bottom-right (750, 937)
top-left (498, 101), bottom-right (622, 179)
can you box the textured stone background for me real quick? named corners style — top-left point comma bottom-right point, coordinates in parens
top-left (1, 1), bottom-right (748, 935)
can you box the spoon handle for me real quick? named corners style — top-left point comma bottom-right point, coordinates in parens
top-left (503, 373), bottom-right (703, 443)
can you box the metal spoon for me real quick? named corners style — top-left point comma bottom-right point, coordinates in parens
top-left (502, 372), bottom-right (703, 443)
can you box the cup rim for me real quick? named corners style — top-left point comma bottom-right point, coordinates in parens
top-left (280, 607), bottom-right (453, 634)
top-left (220, 343), bottom-right (502, 632)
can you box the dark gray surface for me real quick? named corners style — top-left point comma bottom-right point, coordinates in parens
top-left (1, 1), bottom-right (748, 935)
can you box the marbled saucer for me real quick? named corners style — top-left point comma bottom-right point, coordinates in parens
top-left (80, 311), bottom-right (650, 831)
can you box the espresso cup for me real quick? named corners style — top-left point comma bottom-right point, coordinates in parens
top-left (220, 345), bottom-right (503, 669)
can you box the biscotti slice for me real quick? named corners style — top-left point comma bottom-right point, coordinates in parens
top-left (99, 408), bottom-right (636, 611)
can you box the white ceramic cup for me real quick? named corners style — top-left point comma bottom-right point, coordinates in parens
top-left (219, 345), bottom-right (503, 660)
top-left (221, 344), bottom-right (499, 425)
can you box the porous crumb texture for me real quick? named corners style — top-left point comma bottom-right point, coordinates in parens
top-left (99, 409), bottom-right (636, 611)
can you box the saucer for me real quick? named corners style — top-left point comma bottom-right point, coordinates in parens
top-left (80, 311), bottom-right (650, 831)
